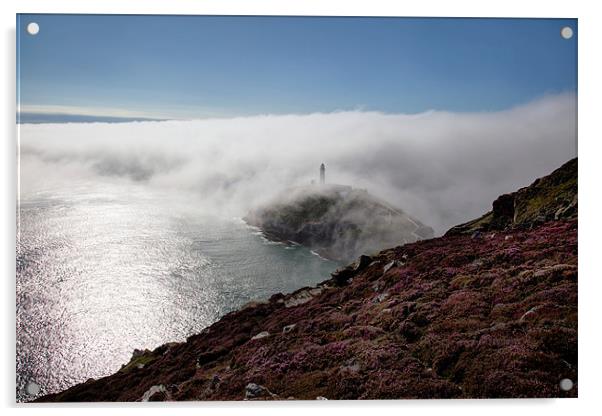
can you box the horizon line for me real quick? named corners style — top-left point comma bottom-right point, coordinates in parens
top-left (17, 91), bottom-right (576, 125)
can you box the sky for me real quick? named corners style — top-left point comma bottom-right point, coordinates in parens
top-left (17, 15), bottom-right (577, 120)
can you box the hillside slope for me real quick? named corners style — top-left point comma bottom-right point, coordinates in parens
top-left (36, 159), bottom-right (577, 401)
top-left (446, 158), bottom-right (577, 235)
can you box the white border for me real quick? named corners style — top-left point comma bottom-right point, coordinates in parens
top-left (3, 1), bottom-right (601, 415)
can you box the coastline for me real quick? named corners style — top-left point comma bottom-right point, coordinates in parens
top-left (33, 158), bottom-right (578, 401)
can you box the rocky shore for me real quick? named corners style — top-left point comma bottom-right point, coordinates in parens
top-left (244, 184), bottom-right (433, 262)
top-left (36, 158), bottom-right (577, 401)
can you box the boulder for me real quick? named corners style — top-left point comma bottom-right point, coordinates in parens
top-left (282, 324), bottom-right (297, 334)
top-left (141, 385), bottom-right (167, 402)
top-left (251, 331), bottom-right (270, 340)
top-left (245, 383), bottom-right (277, 400)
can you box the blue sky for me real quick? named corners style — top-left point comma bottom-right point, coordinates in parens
top-left (17, 15), bottom-right (577, 120)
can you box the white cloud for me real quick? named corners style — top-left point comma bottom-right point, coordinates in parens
top-left (18, 92), bottom-right (576, 234)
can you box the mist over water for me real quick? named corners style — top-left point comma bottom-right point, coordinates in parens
top-left (19, 93), bottom-right (576, 233)
top-left (16, 93), bottom-right (576, 401)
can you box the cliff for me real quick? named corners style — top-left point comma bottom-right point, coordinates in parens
top-left (244, 184), bottom-right (434, 262)
top-left (36, 158), bottom-right (577, 401)
top-left (446, 158), bottom-right (577, 235)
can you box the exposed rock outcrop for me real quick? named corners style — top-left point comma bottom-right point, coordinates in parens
top-left (446, 158), bottom-right (577, 236)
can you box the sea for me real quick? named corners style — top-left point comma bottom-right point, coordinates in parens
top-left (16, 182), bottom-right (338, 402)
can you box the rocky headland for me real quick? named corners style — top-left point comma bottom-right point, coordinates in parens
top-left (244, 184), bottom-right (434, 262)
top-left (36, 158), bottom-right (577, 401)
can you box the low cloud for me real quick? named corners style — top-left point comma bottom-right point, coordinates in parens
top-left (18, 93), bottom-right (576, 234)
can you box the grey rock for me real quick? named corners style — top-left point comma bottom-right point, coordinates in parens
top-left (284, 287), bottom-right (322, 307)
top-left (519, 306), bottom-right (542, 322)
top-left (471, 231), bottom-right (483, 240)
top-left (383, 260), bottom-right (396, 274)
top-left (282, 324), bottom-right (297, 334)
top-left (245, 383), bottom-right (276, 399)
top-left (383, 259), bottom-right (403, 275)
top-left (141, 384), bottom-right (167, 402)
top-left (342, 359), bottom-right (361, 373)
top-left (251, 331), bottom-right (270, 340)
top-left (374, 292), bottom-right (389, 303)
top-left (25, 381), bottom-right (40, 396)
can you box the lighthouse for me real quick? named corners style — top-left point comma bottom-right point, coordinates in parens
top-left (320, 163), bottom-right (325, 184)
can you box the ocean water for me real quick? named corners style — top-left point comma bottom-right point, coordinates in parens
top-left (16, 183), bottom-right (338, 402)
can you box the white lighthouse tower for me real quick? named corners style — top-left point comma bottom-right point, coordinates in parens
top-left (320, 163), bottom-right (325, 185)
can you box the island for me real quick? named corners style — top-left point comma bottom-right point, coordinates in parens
top-left (244, 163), bottom-right (434, 262)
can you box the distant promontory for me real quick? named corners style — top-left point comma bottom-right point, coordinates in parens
top-left (244, 165), bottom-right (434, 262)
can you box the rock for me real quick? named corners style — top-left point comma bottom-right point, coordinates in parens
top-left (532, 264), bottom-right (577, 281)
top-left (25, 381), bottom-right (40, 396)
top-left (383, 260), bottom-right (396, 274)
top-left (490, 193), bottom-right (515, 229)
top-left (331, 266), bottom-right (355, 286)
top-left (160, 342), bottom-right (179, 355)
top-left (131, 349), bottom-right (145, 359)
top-left (387, 260), bottom-right (404, 273)
top-left (251, 331), bottom-right (270, 340)
top-left (331, 255), bottom-right (374, 286)
top-left (374, 292), bottom-right (389, 303)
top-left (284, 287), bottom-right (322, 307)
top-left (245, 383), bottom-right (277, 400)
top-left (141, 385), bottom-right (167, 402)
top-left (316, 396), bottom-right (328, 400)
top-left (554, 194), bottom-right (578, 220)
top-left (446, 158), bottom-right (577, 236)
top-left (282, 324), bottom-right (296, 334)
top-left (269, 293), bottom-right (286, 304)
top-left (519, 306), bottom-right (541, 322)
top-left (342, 359), bottom-right (361, 373)
top-left (245, 383), bottom-right (265, 398)
top-left (471, 259), bottom-right (484, 268)
top-left (471, 231), bottom-right (483, 240)
top-left (356, 254), bottom-right (373, 270)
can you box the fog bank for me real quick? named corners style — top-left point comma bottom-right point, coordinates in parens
top-left (18, 93), bottom-right (576, 234)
